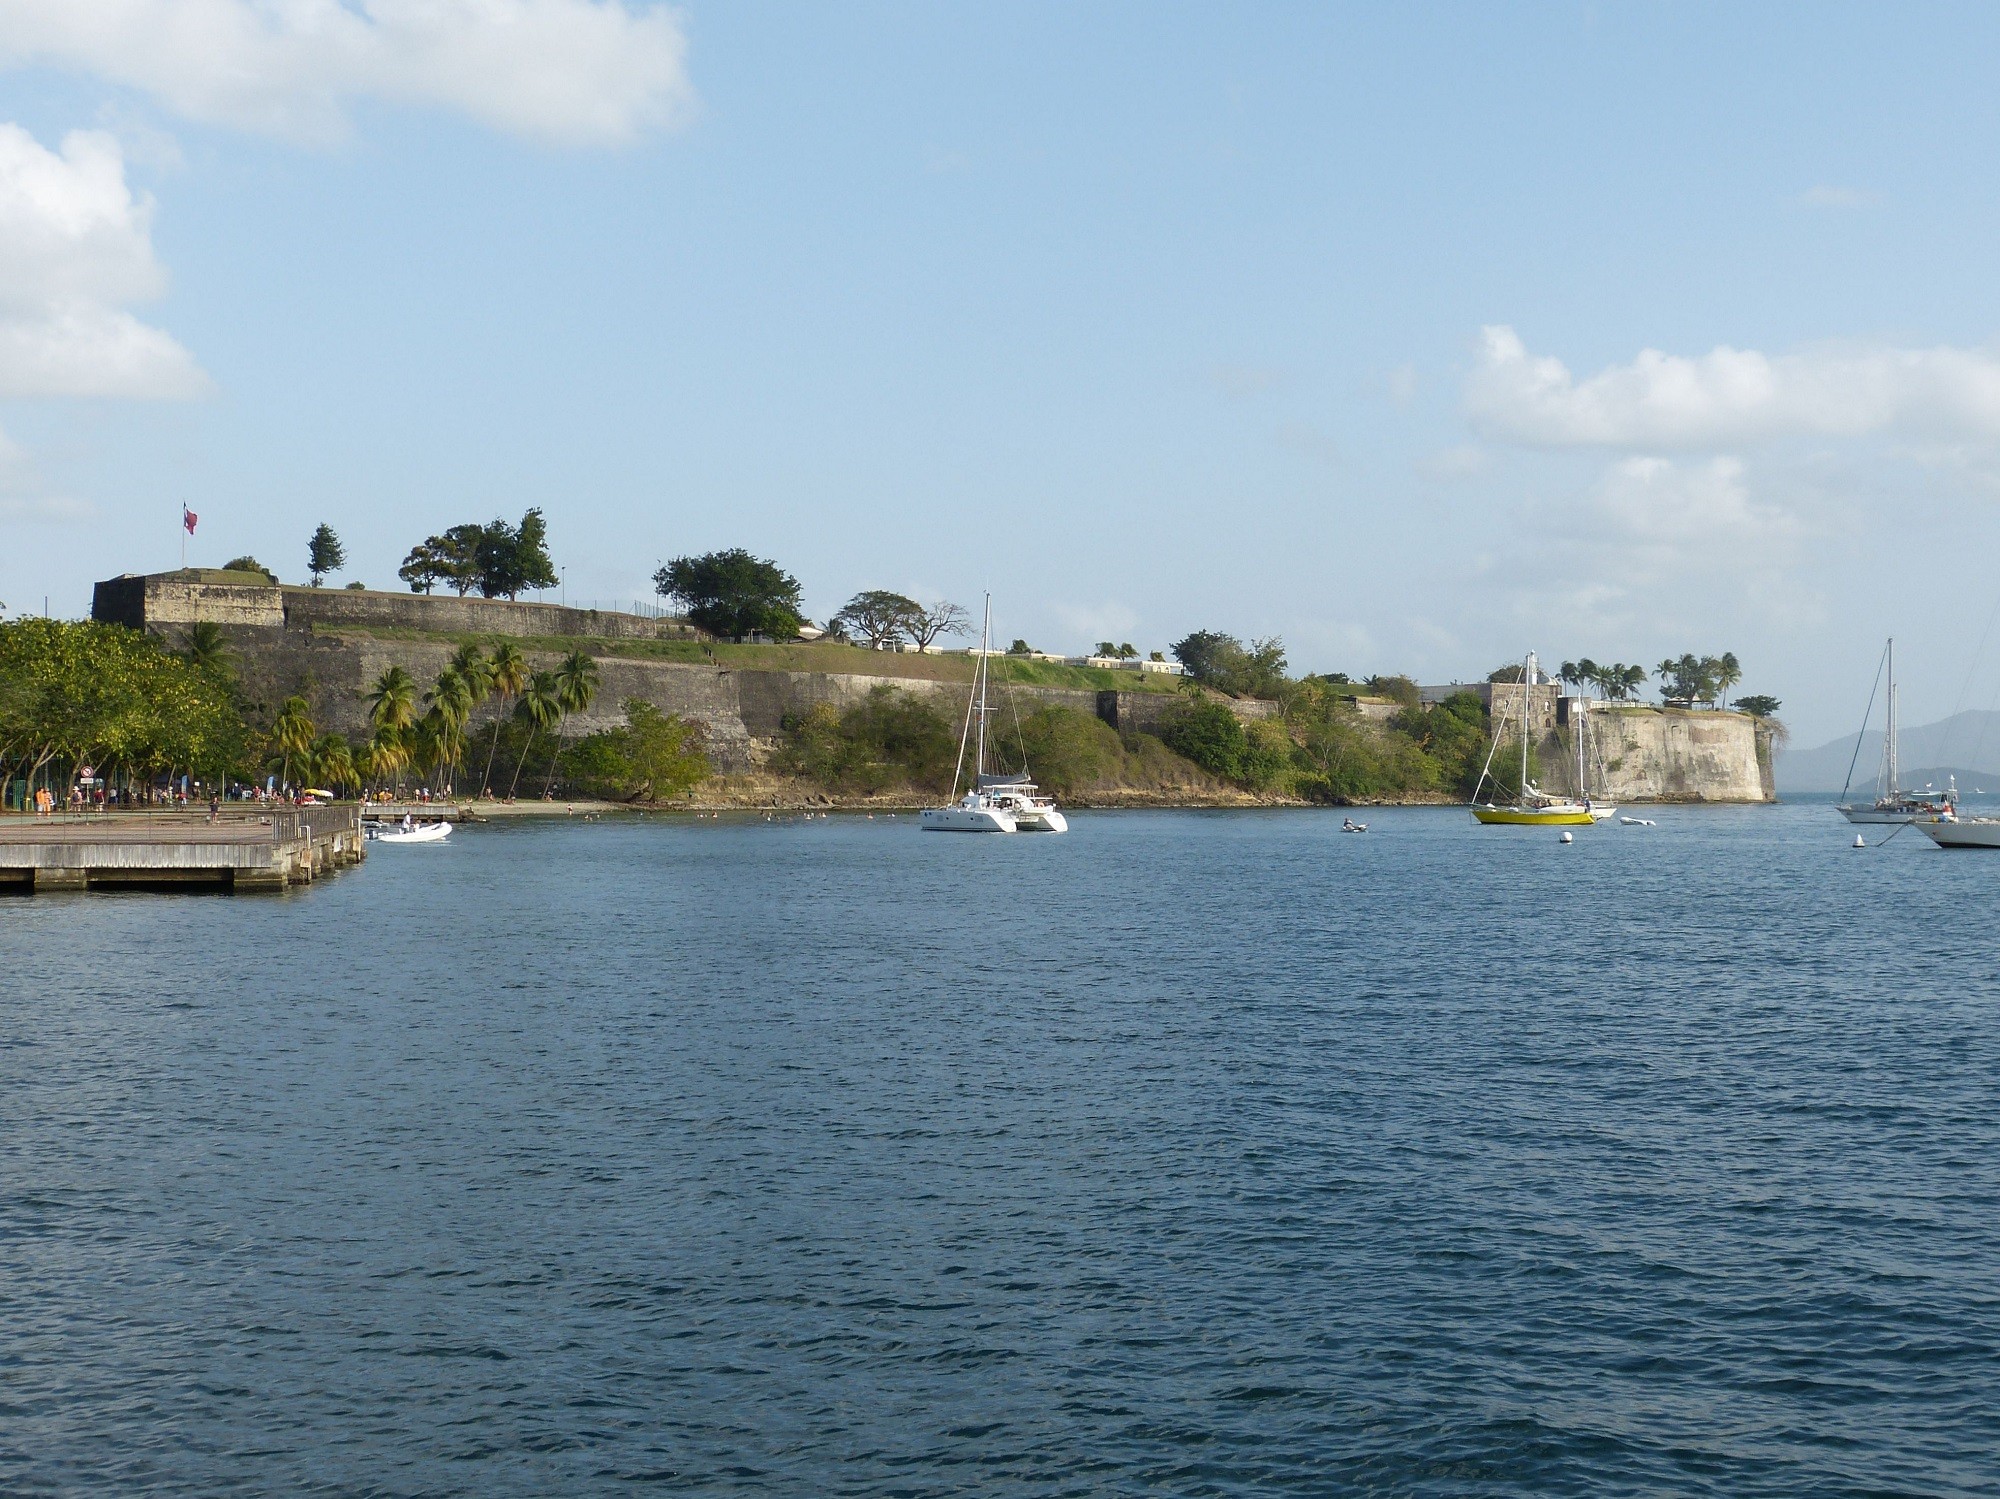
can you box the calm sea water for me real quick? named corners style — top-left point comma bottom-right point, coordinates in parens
top-left (3, 805), bottom-right (1998, 1496)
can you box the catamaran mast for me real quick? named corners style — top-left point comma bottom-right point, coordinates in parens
top-left (973, 594), bottom-right (992, 782)
top-left (1885, 637), bottom-right (1898, 800)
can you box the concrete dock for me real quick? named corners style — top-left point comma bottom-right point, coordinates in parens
top-left (0, 807), bottom-right (366, 893)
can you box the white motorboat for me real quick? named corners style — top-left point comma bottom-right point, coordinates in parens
top-left (1839, 639), bottom-right (1956, 823)
top-left (1920, 814), bottom-right (2000, 849)
top-left (921, 597), bottom-right (1068, 835)
top-left (367, 816), bottom-right (452, 844)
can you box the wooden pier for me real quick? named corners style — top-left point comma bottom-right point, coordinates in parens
top-left (0, 807), bottom-right (366, 893)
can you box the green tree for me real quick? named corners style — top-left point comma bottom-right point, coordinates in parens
top-left (1159, 698), bottom-right (1248, 779)
top-left (368, 665), bottom-right (418, 738)
top-left (833, 589), bottom-right (924, 648)
top-left (1170, 631), bottom-right (1289, 698)
top-left (1008, 639), bottom-right (1034, 655)
top-left (272, 696), bottom-right (315, 789)
top-left (223, 555), bottom-right (276, 583)
top-left (1735, 694), bottom-right (1782, 718)
top-left (180, 621), bottom-right (234, 681)
top-left (542, 649), bottom-right (600, 795)
top-left (477, 642), bottom-right (529, 796)
top-left (654, 549), bottom-right (805, 641)
top-left (508, 671), bottom-right (562, 799)
top-left (306, 524), bottom-right (346, 586)
top-left (775, 687), bottom-right (958, 793)
top-left (561, 699), bottom-right (711, 801)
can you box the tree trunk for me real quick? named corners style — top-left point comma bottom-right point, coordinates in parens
top-left (507, 728), bottom-right (536, 800)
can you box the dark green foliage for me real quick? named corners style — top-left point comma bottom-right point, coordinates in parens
top-left (399, 510), bottom-right (555, 598)
top-left (1170, 630), bottom-right (1288, 698)
top-left (776, 687), bottom-right (957, 792)
top-left (344, 580), bottom-right (367, 590)
top-left (1488, 663), bottom-right (1526, 683)
top-left (1367, 674), bottom-right (1420, 708)
top-left (560, 699), bottom-right (710, 801)
top-left (834, 590), bottom-right (923, 648)
top-left (222, 555), bottom-right (276, 583)
top-left (655, 549), bottom-right (805, 642)
top-left (1007, 639), bottom-right (1034, 655)
top-left (1391, 690), bottom-right (1490, 795)
top-left (1734, 694), bottom-right (1781, 718)
top-left (1285, 678), bottom-right (1492, 803)
top-left (1159, 698), bottom-right (1249, 779)
top-left (306, 524), bottom-right (346, 585)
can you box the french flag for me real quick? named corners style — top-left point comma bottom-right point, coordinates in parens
top-left (183, 504), bottom-right (198, 535)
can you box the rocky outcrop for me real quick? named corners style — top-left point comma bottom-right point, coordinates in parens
top-left (1535, 704), bottom-right (1773, 803)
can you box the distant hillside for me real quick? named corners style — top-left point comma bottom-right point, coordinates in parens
top-left (1776, 709), bottom-right (2000, 792)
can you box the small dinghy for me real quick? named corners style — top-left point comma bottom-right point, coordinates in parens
top-left (1618, 816), bottom-right (1656, 827)
top-left (367, 816), bottom-right (452, 844)
top-left (1341, 817), bottom-right (1368, 833)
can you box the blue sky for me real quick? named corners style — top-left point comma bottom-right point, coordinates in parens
top-left (6, 2), bottom-right (2000, 744)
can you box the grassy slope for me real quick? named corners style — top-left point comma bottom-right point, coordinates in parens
top-left (310, 625), bottom-right (1183, 692)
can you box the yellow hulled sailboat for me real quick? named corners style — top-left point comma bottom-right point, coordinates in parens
top-left (1469, 651), bottom-right (1607, 827)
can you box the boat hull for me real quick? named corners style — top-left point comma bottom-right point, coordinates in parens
top-left (1471, 805), bottom-right (1597, 826)
top-left (1922, 819), bottom-right (2000, 848)
top-left (1012, 808), bottom-right (1068, 833)
top-left (1840, 806), bottom-right (1946, 824)
top-left (921, 806), bottom-right (1016, 833)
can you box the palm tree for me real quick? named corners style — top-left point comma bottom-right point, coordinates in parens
top-left (272, 696), bottom-right (315, 790)
top-left (368, 665), bottom-right (419, 737)
top-left (182, 621), bottom-right (233, 679)
top-left (509, 671), bottom-right (562, 799)
top-left (1713, 651), bottom-right (1741, 711)
top-left (478, 642), bottom-right (529, 797)
top-left (423, 667), bottom-right (475, 794)
top-left (362, 727), bottom-right (410, 796)
top-left (310, 733), bottom-right (355, 795)
top-left (543, 649), bottom-right (600, 796)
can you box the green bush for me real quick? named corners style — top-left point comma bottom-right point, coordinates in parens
top-left (1159, 698), bottom-right (1248, 779)
top-left (776, 687), bottom-right (958, 793)
top-left (561, 700), bottom-right (710, 801)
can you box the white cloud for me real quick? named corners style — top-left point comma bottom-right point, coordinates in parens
top-left (0, 0), bottom-right (695, 147)
top-left (1051, 599), bottom-right (1139, 647)
top-left (1586, 455), bottom-right (1803, 551)
top-left (0, 124), bottom-right (206, 398)
top-left (1466, 324), bottom-right (2000, 449)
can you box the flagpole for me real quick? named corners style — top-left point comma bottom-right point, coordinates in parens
top-left (180, 501), bottom-right (186, 570)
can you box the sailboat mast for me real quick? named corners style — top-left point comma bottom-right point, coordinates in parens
top-left (1519, 657), bottom-right (1529, 794)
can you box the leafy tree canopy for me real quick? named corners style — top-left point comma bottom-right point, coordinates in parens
top-left (1170, 631), bottom-right (1289, 698)
top-left (1734, 694), bottom-right (1782, 718)
top-left (562, 699), bottom-right (711, 802)
top-left (306, 523), bottom-right (346, 586)
top-left (654, 549), bottom-right (805, 641)
top-left (398, 510), bottom-right (556, 598)
top-left (833, 590), bottom-right (924, 648)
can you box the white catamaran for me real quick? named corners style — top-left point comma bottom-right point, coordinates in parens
top-left (921, 598), bottom-right (1068, 835)
top-left (1838, 638), bottom-right (1956, 824)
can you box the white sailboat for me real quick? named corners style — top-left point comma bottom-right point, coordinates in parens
top-left (921, 598), bottom-right (1068, 834)
top-left (1839, 638), bottom-right (1955, 824)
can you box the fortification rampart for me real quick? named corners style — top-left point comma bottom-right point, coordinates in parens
top-left (92, 571), bottom-right (699, 642)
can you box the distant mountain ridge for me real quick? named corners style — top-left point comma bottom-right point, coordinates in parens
top-left (1776, 709), bottom-right (2000, 792)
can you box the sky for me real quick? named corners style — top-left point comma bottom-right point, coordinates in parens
top-left (6, 2), bottom-right (2000, 745)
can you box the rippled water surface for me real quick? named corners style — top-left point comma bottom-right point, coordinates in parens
top-left (4, 805), bottom-right (1999, 1495)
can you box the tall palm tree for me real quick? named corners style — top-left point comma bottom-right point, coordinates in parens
top-left (182, 620), bottom-right (233, 679)
top-left (478, 642), bottom-right (529, 797)
top-left (1713, 651), bottom-right (1741, 711)
top-left (272, 696), bottom-right (315, 790)
top-left (543, 649), bottom-right (600, 796)
top-left (368, 665), bottom-right (419, 737)
top-left (310, 733), bottom-right (355, 795)
top-left (422, 667), bottom-right (475, 793)
top-left (509, 670), bottom-right (562, 799)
